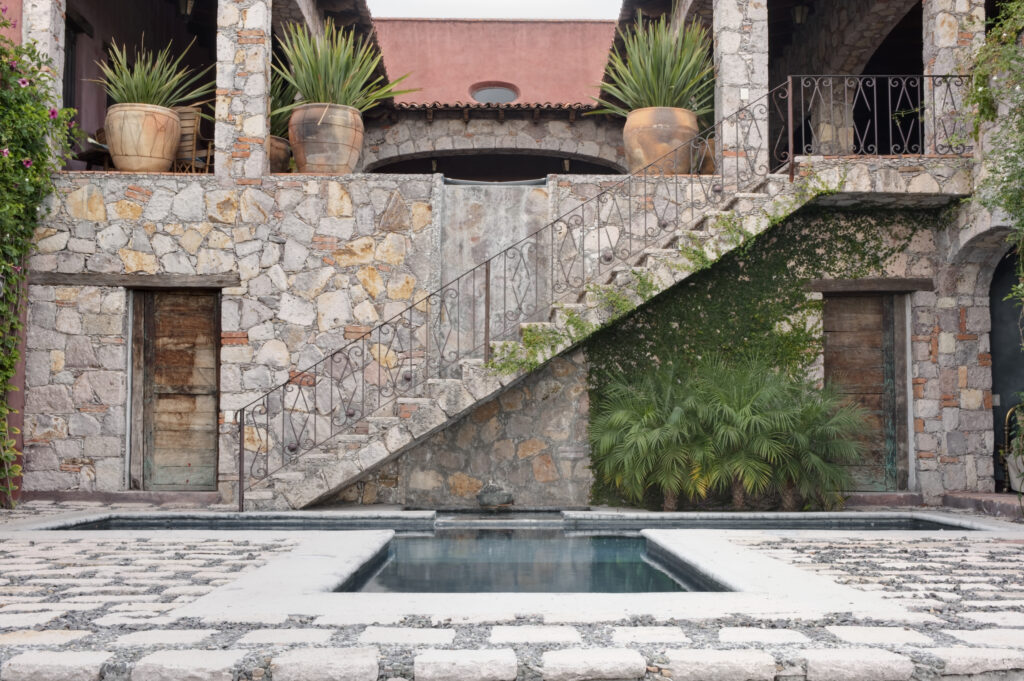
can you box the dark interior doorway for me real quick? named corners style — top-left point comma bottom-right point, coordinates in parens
top-left (989, 250), bottom-right (1024, 490)
top-left (371, 153), bottom-right (621, 182)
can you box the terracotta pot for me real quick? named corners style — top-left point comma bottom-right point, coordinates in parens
top-left (269, 135), bottom-right (291, 173)
top-left (622, 106), bottom-right (700, 175)
top-left (289, 103), bottom-right (363, 174)
top-left (105, 103), bottom-right (181, 172)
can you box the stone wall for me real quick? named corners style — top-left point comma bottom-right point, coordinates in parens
top-left (24, 172), bottom-right (440, 497)
top-left (359, 110), bottom-right (627, 173)
top-left (331, 350), bottom-right (592, 508)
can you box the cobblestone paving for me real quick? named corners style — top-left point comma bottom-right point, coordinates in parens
top-left (1, 504), bottom-right (1023, 680)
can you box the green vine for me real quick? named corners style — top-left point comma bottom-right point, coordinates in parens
top-left (0, 11), bottom-right (79, 507)
top-left (585, 207), bottom-right (931, 507)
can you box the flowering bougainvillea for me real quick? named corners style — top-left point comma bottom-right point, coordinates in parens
top-left (0, 8), bottom-right (78, 507)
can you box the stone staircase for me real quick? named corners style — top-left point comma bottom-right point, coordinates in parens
top-left (242, 162), bottom-right (828, 509)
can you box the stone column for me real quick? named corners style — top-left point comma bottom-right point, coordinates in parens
top-left (713, 0), bottom-right (768, 187)
top-left (922, 0), bottom-right (984, 154)
top-left (21, 0), bottom-right (64, 106)
top-left (215, 0), bottom-right (272, 183)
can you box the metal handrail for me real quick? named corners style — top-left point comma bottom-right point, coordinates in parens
top-left (236, 74), bottom-right (972, 510)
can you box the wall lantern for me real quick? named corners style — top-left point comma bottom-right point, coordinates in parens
top-left (791, 3), bottom-right (810, 25)
top-left (179, 0), bottom-right (197, 16)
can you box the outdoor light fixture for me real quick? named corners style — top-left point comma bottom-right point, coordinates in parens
top-left (791, 3), bottom-right (809, 25)
top-left (179, 0), bottom-right (196, 16)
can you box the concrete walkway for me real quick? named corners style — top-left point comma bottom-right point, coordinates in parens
top-left (0, 502), bottom-right (1023, 681)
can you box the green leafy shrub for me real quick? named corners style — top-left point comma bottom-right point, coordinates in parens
top-left (591, 13), bottom-right (714, 119)
top-left (589, 356), bottom-right (866, 511)
top-left (0, 9), bottom-right (79, 507)
top-left (94, 38), bottom-right (213, 107)
top-left (273, 19), bottom-right (412, 114)
top-left (270, 71), bottom-right (297, 139)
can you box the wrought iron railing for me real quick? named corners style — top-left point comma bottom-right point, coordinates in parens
top-left (236, 74), bottom-right (971, 509)
top-left (786, 75), bottom-right (971, 165)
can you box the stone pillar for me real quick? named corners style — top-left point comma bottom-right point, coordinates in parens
top-left (922, 0), bottom-right (984, 153)
top-left (21, 0), bottom-right (64, 106)
top-left (215, 0), bottom-right (272, 183)
top-left (713, 0), bottom-right (768, 187)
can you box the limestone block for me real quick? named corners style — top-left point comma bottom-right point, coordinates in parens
top-left (802, 649), bottom-right (914, 681)
top-left (928, 647), bottom-right (1024, 676)
top-left (327, 181), bottom-right (353, 217)
top-left (278, 293), bottom-right (316, 326)
top-left (131, 649), bottom-right (247, 681)
top-left (664, 649), bottom-right (776, 681)
top-left (2, 650), bottom-right (112, 681)
top-left (334, 237), bottom-right (375, 267)
top-left (65, 185), bottom-right (106, 221)
top-left (541, 648), bottom-right (646, 681)
top-left (271, 647), bottom-right (378, 681)
top-left (317, 290), bottom-right (352, 332)
top-left (414, 649), bottom-right (517, 681)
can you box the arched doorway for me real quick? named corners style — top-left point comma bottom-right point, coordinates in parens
top-left (989, 250), bottom-right (1024, 490)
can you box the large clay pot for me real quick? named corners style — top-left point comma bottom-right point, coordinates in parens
top-left (269, 135), bottom-right (292, 173)
top-left (289, 103), bottom-right (363, 174)
top-left (623, 106), bottom-right (700, 175)
top-left (105, 103), bottom-right (181, 172)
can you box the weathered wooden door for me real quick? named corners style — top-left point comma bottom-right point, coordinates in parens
top-left (823, 294), bottom-right (907, 491)
top-left (131, 290), bottom-right (219, 491)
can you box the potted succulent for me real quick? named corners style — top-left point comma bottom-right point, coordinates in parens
top-left (94, 39), bottom-right (213, 172)
top-left (273, 20), bottom-right (412, 174)
top-left (1003, 405), bottom-right (1024, 494)
top-left (591, 14), bottom-right (714, 174)
top-left (269, 73), bottom-right (296, 173)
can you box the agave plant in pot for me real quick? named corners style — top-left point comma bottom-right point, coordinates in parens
top-left (95, 39), bottom-right (213, 172)
top-left (591, 14), bottom-right (714, 175)
top-left (274, 20), bottom-right (412, 174)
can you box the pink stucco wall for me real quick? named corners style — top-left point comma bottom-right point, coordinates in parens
top-left (1, 0), bottom-right (22, 44)
top-left (373, 19), bottom-right (615, 105)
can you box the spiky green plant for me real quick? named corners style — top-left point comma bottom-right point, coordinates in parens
top-left (590, 14), bottom-right (714, 118)
top-left (272, 20), bottom-right (413, 114)
top-left (588, 364), bottom-right (701, 510)
top-left (94, 38), bottom-right (213, 107)
top-left (270, 71), bottom-right (297, 139)
top-left (772, 381), bottom-right (865, 510)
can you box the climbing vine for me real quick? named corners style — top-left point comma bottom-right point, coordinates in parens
top-left (965, 0), bottom-right (1024, 304)
top-left (585, 207), bottom-right (935, 507)
top-left (0, 11), bottom-right (78, 507)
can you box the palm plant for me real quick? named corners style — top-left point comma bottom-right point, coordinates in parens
top-left (591, 14), bottom-right (714, 119)
top-left (272, 19), bottom-right (412, 114)
top-left (94, 38), bottom-right (213, 107)
top-left (773, 382), bottom-right (865, 510)
top-left (589, 364), bottom-right (700, 510)
top-left (687, 356), bottom-right (796, 509)
top-left (270, 71), bottom-right (297, 139)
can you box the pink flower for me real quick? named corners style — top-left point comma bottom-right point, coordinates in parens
top-left (1, 6), bottom-right (6, 15)
top-left (48, 108), bottom-right (57, 119)
top-left (12, 265), bottom-right (21, 273)
top-left (1, 148), bottom-right (8, 157)
top-left (17, 78), bottom-right (28, 87)
top-left (21, 158), bottom-right (31, 168)
top-left (8, 60), bottom-right (16, 69)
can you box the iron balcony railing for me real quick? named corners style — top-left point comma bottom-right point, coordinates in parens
top-left (236, 74), bottom-right (970, 510)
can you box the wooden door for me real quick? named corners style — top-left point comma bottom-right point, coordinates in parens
top-left (823, 294), bottom-right (905, 491)
top-left (131, 290), bottom-right (219, 491)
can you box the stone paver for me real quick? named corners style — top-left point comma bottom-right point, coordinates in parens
top-left (611, 626), bottom-right (690, 644)
top-left (826, 626), bottom-right (933, 646)
top-left (360, 626), bottom-right (456, 645)
top-left (414, 649), bottom-right (518, 681)
top-left (718, 627), bottom-right (810, 644)
top-left (1, 650), bottom-right (112, 681)
top-left (541, 648), bottom-right (646, 681)
top-left (0, 629), bottom-right (91, 646)
top-left (802, 648), bottom-right (915, 681)
top-left (960, 611), bottom-right (1024, 627)
top-left (924, 647), bottom-right (1024, 675)
top-left (489, 625), bottom-right (581, 644)
top-left (664, 649), bottom-right (776, 681)
top-left (112, 629), bottom-right (219, 647)
top-left (130, 649), bottom-right (248, 681)
top-left (945, 629), bottom-right (1024, 648)
top-left (236, 628), bottom-right (334, 645)
top-left (270, 647), bottom-right (378, 681)
top-left (0, 612), bottom-right (61, 628)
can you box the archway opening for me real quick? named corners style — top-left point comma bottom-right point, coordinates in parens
top-left (989, 250), bottom-right (1024, 492)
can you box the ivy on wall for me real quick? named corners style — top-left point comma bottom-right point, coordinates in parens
top-left (584, 206), bottom-right (935, 507)
top-left (0, 11), bottom-right (78, 507)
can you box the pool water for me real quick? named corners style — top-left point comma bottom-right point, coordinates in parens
top-left (340, 530), bottom-right (716, 593)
